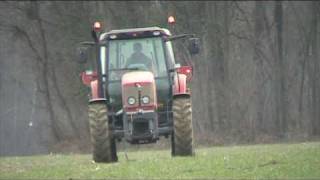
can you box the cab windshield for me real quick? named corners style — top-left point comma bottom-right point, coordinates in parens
top-left (107, 37), bottom-right (167, 81)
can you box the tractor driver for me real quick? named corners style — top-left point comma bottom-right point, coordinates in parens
top-left (125, 42), bottom-right (155, 73)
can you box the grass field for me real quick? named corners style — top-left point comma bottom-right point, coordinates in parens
top-left (0, 141), bottom-right (319, 179)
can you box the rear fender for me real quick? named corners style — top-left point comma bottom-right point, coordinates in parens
top-left (80, 71), bottom-right (104, 101)
top-left (176, 66), bottom-right (193, 81)
top-left (81, 71), bottom-right (98, 86)
top-left (89, 80), bottom-right (101, 100)
top-left (173, 73), bottom-right (190, 96)
top-left (89, 98), bottom-right (107, 104)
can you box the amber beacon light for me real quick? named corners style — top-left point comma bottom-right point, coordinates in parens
top-left (93, 21), bottom-right (102, 32)
top-left (168, 16), bottom-right (176, 24)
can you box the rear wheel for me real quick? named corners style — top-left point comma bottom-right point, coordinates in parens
top-left (171, 96), bottom-right (194, 156)
top-left (88, 103), bottom-right (118, 163)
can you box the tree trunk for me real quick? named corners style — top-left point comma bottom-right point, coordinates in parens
top-left (274, 1), bottom-right (287, 138)
top-left (253, 1), bottom-right (265, 140)
top-left (311, 2), bottom-right (320, 136)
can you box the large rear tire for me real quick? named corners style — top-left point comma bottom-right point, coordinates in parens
top-left (88, 103), bottom-right (118, 163)
top-left (171, 96), bottom-right (194, 156)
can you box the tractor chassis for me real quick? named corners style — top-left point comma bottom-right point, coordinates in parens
top-left (111, 111), bottom-right (172, 144)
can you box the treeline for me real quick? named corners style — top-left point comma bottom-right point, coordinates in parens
top-left (0, 1), bottom-right (319, 155)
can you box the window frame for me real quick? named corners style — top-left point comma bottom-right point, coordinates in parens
top-left (106, 37), bottom-right (170, 82)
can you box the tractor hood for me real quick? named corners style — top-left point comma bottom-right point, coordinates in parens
top-left (121, 71), bottom-right (157, 112)
top-left (122, 71), bottom-right (155, 86)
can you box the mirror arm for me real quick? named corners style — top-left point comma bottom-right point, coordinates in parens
top-left (79, 41), bottom-right (95, 46)
top-left (164, 34), bottom-right (195, 42)
top-left (92, 30), bottom-right (99, 43)
top-left (79, 41), bottom-right (106, 47)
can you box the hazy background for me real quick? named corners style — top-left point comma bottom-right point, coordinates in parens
top-left (0, 1), bottom-right (319, 156)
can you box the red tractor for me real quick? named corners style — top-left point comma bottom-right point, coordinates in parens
top-left (78, 17), bottom-right (200, 163)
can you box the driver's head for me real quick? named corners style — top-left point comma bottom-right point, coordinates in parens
top-left (133, 42), bottom-right (142, 52)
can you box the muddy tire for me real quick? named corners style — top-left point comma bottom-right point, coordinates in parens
top-left (88, 103), bottom-right (118, 163)
top-left (171, 96), bottom-right (194, 156)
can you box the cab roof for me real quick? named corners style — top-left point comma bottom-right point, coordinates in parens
top-left (100, 27), bottom-right (172, 40)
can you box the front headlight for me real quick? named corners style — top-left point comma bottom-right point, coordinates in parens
top-left (141, 96), bottom-right (150, 104)
top-left (127, 97), bottom-right (136, 105)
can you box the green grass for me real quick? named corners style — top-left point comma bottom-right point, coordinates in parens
top-left (1, 142), bottom-right (319, 179)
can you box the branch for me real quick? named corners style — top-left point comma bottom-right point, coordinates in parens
top-left (12, 25), bottom-right (44, 64)
top-left (233, 1), bottom-right (253, 32)
top-left (228, 31), bottom-right (255, 45)
top-left (2, 1), bottom-right (26, 12)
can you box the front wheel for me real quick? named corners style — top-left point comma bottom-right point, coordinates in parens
top-left (171, 96), bottom-right (194, 156)
top-left (88, 103), bottom-right (118, 163)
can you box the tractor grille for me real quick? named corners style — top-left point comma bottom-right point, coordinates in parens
top-left (132, 121), bottom-right (149, 136)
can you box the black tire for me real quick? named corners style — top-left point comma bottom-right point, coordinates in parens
top-left (88, 103), bottom-right (118, 163)
top-left (171, 96), bottom-right (194, 156)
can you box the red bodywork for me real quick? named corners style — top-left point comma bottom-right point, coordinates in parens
top-left (173, 66), bottom-right (193, 95)
top-left (81, 71), bottom-right (99, 99)
top-left (81, 65), bottom-right (193, 102)
top-left (90, 80), bottom-right (99, 99)
top-left (122, 71), bottom-right (157, 112)
top-left (121, 72), bottom-right (154, 86)
top-left (81, 71), bottom-right (98, 86)
top-left (176, 66), bottom-right (193, 81)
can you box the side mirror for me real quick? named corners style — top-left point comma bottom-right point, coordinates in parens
top-left (76, 41), bottom-right (96, 64)
top-left (188, 38), bottom-right (200, 55)
top-left (77, 46), bottom-right (89, 64)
